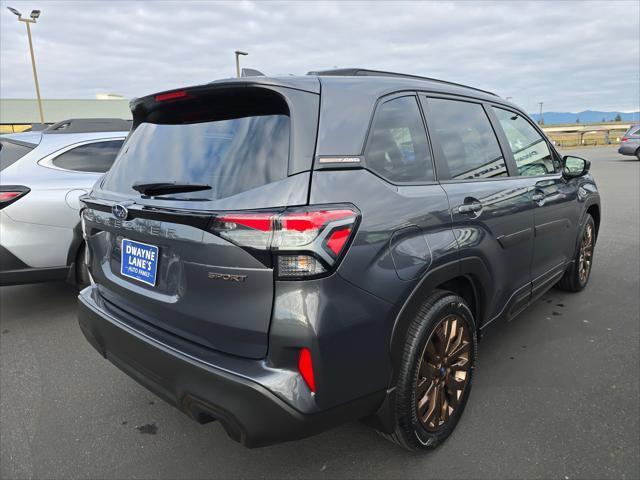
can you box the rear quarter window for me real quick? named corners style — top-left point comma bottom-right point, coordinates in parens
top-left (0, 140), bottom-right (36, 171)
top-left (51, 140), bottom-right (124, 173)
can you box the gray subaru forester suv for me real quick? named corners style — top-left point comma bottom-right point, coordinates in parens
top-left (78, 68), bottom-right (601, 451)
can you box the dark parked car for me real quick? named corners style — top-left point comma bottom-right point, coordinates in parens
top-left (618, 123), bottom-right (640, 159)
top-left (77, 69), bottom-right (601, 451)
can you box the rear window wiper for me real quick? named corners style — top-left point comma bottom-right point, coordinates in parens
top-left (132, 181), bottom-right (212, 196)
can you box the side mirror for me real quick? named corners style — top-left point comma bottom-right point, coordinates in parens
top-left (562, 155), bottom-right (590, 178)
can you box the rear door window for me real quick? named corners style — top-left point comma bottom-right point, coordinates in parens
top-left (425, 98), bottom-right (507, 180)
top-left (364, 96), bottom-right (434, 183)
top-left (0, 140), bottom-right (35, 171)
top-left (51, 140), bottom-right (124, 173)
top-left (492, 107), bottom-right (559, 176)
top-left (103, 114), bottom-right (290, 200)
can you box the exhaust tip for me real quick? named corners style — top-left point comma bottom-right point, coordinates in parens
top-left (181, 395), bottom-right (245, 444)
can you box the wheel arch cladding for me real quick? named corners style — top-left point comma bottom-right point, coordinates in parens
top-left (586, 204), bottom-right (600, 239)
top-left (389, 257), bottom-right (490, 381)
top-left (435, 276), bottom-right (480, 325)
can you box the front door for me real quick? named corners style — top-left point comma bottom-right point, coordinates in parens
top-left (489, 106), bottom-right (579, 295)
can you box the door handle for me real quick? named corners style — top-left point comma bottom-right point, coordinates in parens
top-left (532, 193), bottom-right (545, 206)
top-left (457, 202), bottom-right (483, 215)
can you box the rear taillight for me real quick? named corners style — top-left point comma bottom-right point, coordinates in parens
top-left (621, 137), bottom-right (628, 142)
top-left (0, 186), bottom-right (29, 209)
top-left (210, 206), bottom-right (359, 279)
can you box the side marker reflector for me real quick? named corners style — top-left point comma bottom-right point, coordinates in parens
top-left (298, 347), bottom-right (316, 393)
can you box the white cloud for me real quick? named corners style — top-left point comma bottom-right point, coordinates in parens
top-left (1, 0), bottom-right (638, 113)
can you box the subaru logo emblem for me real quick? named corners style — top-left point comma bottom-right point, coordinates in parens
top-left (112, 204), bottom-right (129, 220)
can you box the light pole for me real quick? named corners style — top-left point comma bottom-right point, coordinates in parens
top-left (7, 6), bottom-right (44, 124)
top-left (235, 50), bottom-right (248, 78)
top-left (538, 101), bottom-right (544, 125)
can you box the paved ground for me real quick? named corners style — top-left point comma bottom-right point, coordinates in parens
top-left (1, 146), bottom-right (638, 480)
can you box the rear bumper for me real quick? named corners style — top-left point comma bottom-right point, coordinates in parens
top-left (77, 287), bottom-right (384, 448)
top-left (618, 144), bottom-right (638, 155)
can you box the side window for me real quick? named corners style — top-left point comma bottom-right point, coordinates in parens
top-left (1, 140), bottom-right (35, 171)
top-left (52, 140), bottom-right (124, 173)
top-left (365, 96), bottom-right (434, 183)
top-left (492, 107), bottom-right (558, 176)
top-left (427, 98), bottom-right (507, 180)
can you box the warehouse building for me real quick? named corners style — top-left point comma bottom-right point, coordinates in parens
top-left (0, 96), bottom-right (131, 133)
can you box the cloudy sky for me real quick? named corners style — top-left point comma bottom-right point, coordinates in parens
top-left (1, 0), bottom-right (638, 113)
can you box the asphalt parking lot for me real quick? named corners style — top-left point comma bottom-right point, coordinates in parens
top-left (1, 146), bottom-right (638, 480)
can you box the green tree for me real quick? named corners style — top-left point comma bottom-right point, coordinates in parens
top-left (614, 113), bottom-right (622, 122)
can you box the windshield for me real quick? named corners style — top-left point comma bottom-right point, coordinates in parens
top-left (102, 114), bottom-right (290, 200)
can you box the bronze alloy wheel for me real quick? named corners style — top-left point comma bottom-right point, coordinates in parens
top-left (416, 314), bottom-right (471, 431)
top-left (578, 222), bottom-right (594, 284)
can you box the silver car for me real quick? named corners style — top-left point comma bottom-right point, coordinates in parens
top-left (0, 118), bottom-right (130, 286)
top-left (618, 124), bottom-right (640, 159)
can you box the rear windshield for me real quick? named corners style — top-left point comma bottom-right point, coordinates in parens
top-left (0, 140), bottom-right (36, 171)
top-left (102, 92), bottom-right (290, 201)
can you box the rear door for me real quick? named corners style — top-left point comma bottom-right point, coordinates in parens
top-left (421, 95), bottom-right (535, 322)
top-left (81, 84), bottom-right (319, 359)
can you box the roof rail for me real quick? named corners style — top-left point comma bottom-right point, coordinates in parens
top-left (43, 118), bottom-right (132, 134)
top-left (306, 68), bottom-right (498, 97)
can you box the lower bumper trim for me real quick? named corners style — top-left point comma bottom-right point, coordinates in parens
top-left (0, 266), bottom-right (69, 286)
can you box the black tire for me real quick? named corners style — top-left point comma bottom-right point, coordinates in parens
top-left (380, 290), bottom-right (477, 451)
top-left (75, 243), bottom-right (90, 290)
top-left (635, 148), bottom-right (640, 161)
top-left (557, 214), bottom-right (595, 292)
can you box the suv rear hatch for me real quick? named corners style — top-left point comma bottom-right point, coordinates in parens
top-left (81, 82), bottom-right (321, 359)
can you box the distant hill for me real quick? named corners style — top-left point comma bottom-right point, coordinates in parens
top-left (528, 111), bottom-right (640, 125)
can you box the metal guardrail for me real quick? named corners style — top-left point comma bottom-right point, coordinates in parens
top-left (543, 125), bottom-right (630, 148)
top-left (0, 123), bottom-right (36, 133)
